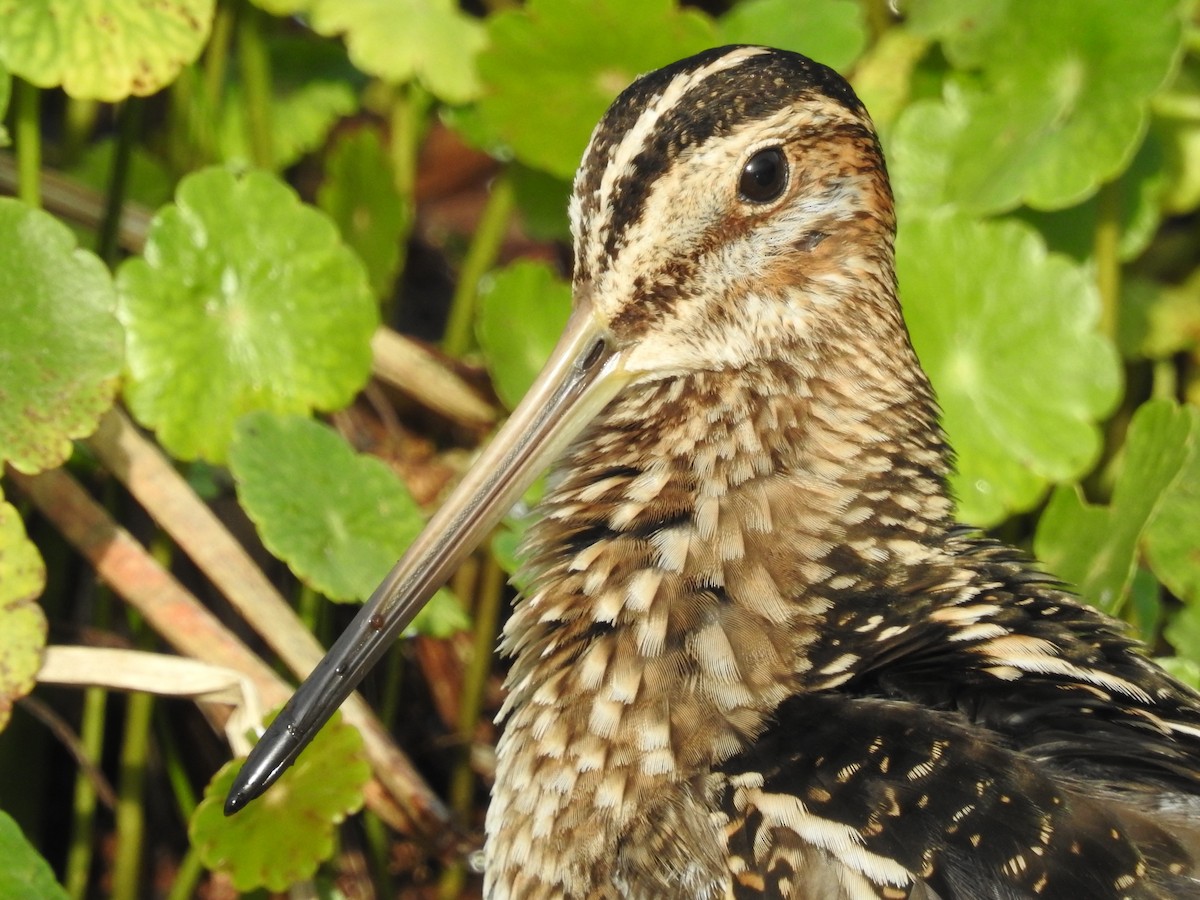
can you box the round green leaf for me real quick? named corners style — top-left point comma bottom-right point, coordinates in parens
top-left (307, 0), bottom-right (485, 104)
top-left (0, 487), bottom-right (47, 733)
top-left (1016, 130), bottom-right (1167, 264)
top-left (897, 215), bottom-right (1120, 525)
top-left (317, 128), bottom-right (408, 298)
top-left (475, 0), bottom-right (717, 179)
top-left (191, 709), bottom-right (369, 893)
top-left (1035, 400), bottom-right (1196, 614)
top-left (718, 0), bottom-right (866, 74)
top-left (477, 261), bottom-right (572, 410)
top-left (0, 0), bottom-right (213, 101)
top-left (229, 411), bottom-right (424, 602)
top-left (117, 168), bottom-right (377, 463)
top-left (229, 411), bottom-right (468, 637)
top-left (0, 810), bottom-right (66, 900)
top-left (898, 0), bottom-right (1182, 214)
top-left (0, 199), bottom-right (122, 474)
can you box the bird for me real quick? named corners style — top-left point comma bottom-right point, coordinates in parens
top-left (227, 45), bottom-right (1200, 899)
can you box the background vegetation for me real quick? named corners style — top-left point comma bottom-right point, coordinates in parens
top-left (1, 0), bottom-right (1198, 896)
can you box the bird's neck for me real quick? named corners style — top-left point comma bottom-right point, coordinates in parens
top-left (485, 343), bottom-right (956, 896)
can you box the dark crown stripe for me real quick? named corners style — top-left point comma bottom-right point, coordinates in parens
top-left (573, 46), bottom-right (864, 282)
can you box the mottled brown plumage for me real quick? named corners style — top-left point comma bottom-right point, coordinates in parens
top-left (229, 46), bottom-right (1200, 899)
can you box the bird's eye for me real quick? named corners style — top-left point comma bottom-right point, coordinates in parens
top-left (739, 147), bottom-right (788, 203)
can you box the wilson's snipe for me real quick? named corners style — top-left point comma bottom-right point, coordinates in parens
top-left (228, 46), bottom-right (1200, 899)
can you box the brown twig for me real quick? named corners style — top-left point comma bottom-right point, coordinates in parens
top-left (18, 694), bottom-right (118, 811)
top-left (82, 408), bottom-right (451, 838)
top-left (7, 463), bottom-right (446, 838)
top-left (370, 327), bottom-right (496, 428)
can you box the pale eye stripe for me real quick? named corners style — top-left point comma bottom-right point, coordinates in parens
top-left (577, 46), bottom-right (770, 280)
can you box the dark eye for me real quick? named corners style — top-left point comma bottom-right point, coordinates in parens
top-left (738, 147), bottom-right (787, 203)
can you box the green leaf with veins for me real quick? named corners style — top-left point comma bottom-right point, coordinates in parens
top-left (191, 709), bottom-right (369, 892)
top-left (718, 0), bottom-right (866, 74)
top-left (229, 412), bottom-right (466, 634)
top-left (1035, 401), bottom-right (1200, 615)
top-left (475, 0), bottom-right (716, 179)
top-left (897, 0), bottom-right (1182, 214)
top-left (307, 0), bottom-right (485, 104)
top-left (1016, 130), bottom-right (1167, 264)
top-left (117, 168), bottom-right (377, 463)
top-left (897, 214), bottom-right (1120, 526)
top-left (0, 486), bottom-right (47, 733)
top-left (0, 0), bottom-right (213, 101)
top-left (0, 199), bottom-right (123, 474)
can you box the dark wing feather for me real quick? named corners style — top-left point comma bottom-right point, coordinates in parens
top-left (715, 694), bottom-right (1200, 899)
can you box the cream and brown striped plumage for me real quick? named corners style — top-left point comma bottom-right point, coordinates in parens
top-left (228, 46), bottom-right (1200, 899)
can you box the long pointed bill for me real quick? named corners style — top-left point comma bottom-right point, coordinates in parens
top-left (225, 304), bottom-right (629, 814)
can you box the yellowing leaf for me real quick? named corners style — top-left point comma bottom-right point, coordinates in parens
top-left (0, 487), bottom-right (47, 733)
top-left (0, 199), bottom-right (122, 474)
top-left (0, 0), bottom-right (214, 101)
top-left (308, 0), bottom-right (485, 103)
top-left (191, 710), bottom-right (369, 892)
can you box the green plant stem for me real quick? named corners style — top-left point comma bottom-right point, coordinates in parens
top-left (389, 85), bottom-right (424, 213)
top-left (165, 844), bottom-right (206, 900)
top-left (166, 67), bottom-right (199, 173)
top-left (65, 586), bottom-right (113, 900)
top-left (96, 100), bottom-right (142, 265)
top-left (63, 97), bottom-right (99, 164)
top-left (378, 632), bottom-right (407, 734)
top-left (386, 84), bottom-right (431, 320)
top-left (1094, 179), bottom-right (1121, 341)
top-left (111, 689), bottom-right (154, 900)
top-left (171, 0), bottom-right (234, 169)
top-left (363, 811), bottom-right (398, 899)
top-left (14, 79), bottom-right (41, 207)
top-left (204, 0), bottom-right (236, 114)
top-left (237, 1), bottom-right (275, 169)
top-left (156, 715), bottom-right (197, 819)
top-left (297, 581), bottom-right (321, 634)
top-left (438, 556), bottom-right (506, 900)
top-left (64, 686), bottom-right (107, 900)
top-left (863, 0), bottom-right (896, 40)
top-left (442, 173), bottom-right (516, 358)
top-left (1152, 358), bottom-right (1178, 400)
top-left (153, 716), bottom-right (207, 900)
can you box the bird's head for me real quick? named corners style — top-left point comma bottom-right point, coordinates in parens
top-left (569, 44), bottom-right (897, 382)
